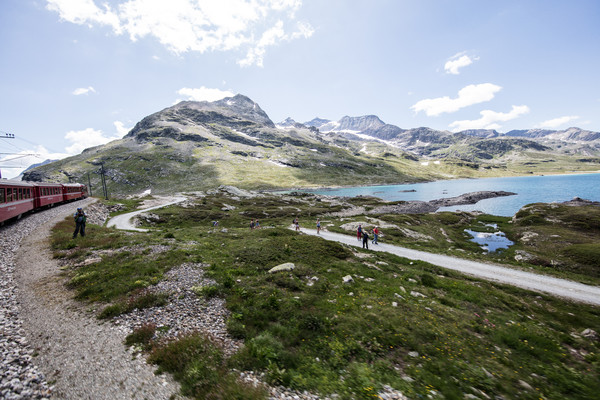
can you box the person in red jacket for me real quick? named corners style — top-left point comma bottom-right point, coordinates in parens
top-left (372, 226), bottom-right (380, 245)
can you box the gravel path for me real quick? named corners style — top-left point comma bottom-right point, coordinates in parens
top-left (106, 196), bottom-right (186, 231)
top-left (299, 228), bottom-right (600, 306)
top-left (1, 200), bottom-right (182, 400)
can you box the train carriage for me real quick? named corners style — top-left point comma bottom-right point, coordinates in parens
top-left (0, 181), bottom-right (35, 224)
top-left (61, 183), bottom-right (88, 202)
top-left (33, 182), bottom-right (64, 208)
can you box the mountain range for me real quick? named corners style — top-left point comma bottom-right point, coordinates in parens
top-left (23, 95), bottom-right (600, 195)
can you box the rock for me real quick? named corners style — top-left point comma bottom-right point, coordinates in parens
top-left (268, 263), bottom-right (295, 273)
top-left (391, 302), bottom-right (398, 307)
top-left (342, 275), bottom-right (354, 284)
top-left (82, 257), bottom-right (102, 266)
top-left (581, 328), bottom-right (598, 340)
top-left (482, 367), bottom-right (494, 379)
top-left (518, 380), bottom-right (533, 391)
top-left (410, 291), bottom-right (427, 298)
top-left (514, 250), bottom-right (535, 262)
top-left (408, 351), bottom-right (419, 358)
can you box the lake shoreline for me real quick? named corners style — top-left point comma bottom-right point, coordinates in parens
top-left (290, 170), bottom-right (600, 193)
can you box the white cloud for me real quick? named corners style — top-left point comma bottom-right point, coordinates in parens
top-left (449, 105), bottom-right (530, 131)
top-left (177, 87), bottom-right (236, 102)
top-left (444, 52), bottom-right (478, 75)
top-left (64, 127), bottom-right (122, 154)
top-left (1, 122), bottom-right (130, 179)
top-left (72, 86), bottom-right (96, 95)
top-left (46, 0), bottom-right (313, 67)
top-left (113, 121), bottom-right (132, 137)
top-left (0, 146), bottom-right (70, 180)
top-left (411, 83), bottom-right (502, 116)
top-left (535, 115), bottom-right (580, 129)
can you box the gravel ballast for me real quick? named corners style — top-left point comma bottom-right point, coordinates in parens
top-left (2, 199), bottom-right (181, 400)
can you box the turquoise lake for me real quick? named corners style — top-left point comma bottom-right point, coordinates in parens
top-left (305, 173), bottom-right (600, 216)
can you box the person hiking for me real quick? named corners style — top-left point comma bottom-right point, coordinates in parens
top-left (294, 217), bottom-right (300, 232)
top-left (73, 207), bottom-right (87, 238)
top-left (316, 218), bottom-right (321, 234)
top-left (372, 226), bottom-right (380, 245)
top-left (362, 230), bottom-right (369, 249)
top-left (357, 224), bottom-right (363, 241)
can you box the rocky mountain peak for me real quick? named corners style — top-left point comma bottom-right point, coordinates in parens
top-left (304, 117), bottom-right (331, 128)
top-left (338, 115), bottom-right (386, 132)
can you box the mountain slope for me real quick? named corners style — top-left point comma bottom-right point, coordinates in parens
top-left (23, 95), bottom-right (600, 195)
top-left (23, 96), bottom-right (433, 195)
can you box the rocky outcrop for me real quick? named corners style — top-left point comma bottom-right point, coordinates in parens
top-left (429, 191), bottom-right (516, 207)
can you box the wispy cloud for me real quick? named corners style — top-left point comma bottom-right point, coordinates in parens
top-left (47, 0), bottom-right (313, 67)
top-left (449, 105), bottom-right (530, 131)
top-left (444, 52), bottom-right (479, 75)
top-left (72, 86), bottom-right (97, 95)
top-left (411, 83), bottom-right (501, 117)
top-left (177, 87), bottom-right (236, 102)
top-left (535, 115), bottom-right (580, 129)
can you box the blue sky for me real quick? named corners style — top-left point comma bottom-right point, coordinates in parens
top-left (1, 0), bottom-right (599, 178)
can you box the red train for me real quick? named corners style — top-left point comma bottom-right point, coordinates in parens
top-left (0, 181), bottom-right (88, 225)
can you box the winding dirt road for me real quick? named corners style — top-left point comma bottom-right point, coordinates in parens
top-left (299, 228), bottom-right (600, 306)
top-left (106, 196), bottom-right (186, 231)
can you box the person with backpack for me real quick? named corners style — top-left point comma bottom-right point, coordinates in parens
top-left (362, 230), bottom-right (370, 249)
top-left (357, 224), bottom-right (362, 241)
top-left (73, 207), bottom-right (87, 238)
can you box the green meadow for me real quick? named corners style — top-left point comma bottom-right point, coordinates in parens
top-left (51, 192), bottom-right (600, 399)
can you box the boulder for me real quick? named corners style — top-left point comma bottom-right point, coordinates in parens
top-left (342, 275), bottom-right (354, 284)
top-left (581, 328), bottom-right (598, 340)
top-left (268, 263), bottom-right (295, 273)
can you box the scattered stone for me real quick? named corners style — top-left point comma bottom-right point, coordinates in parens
top-left (392, 302), bottom-right (398, 307)
top-left (408, 351), bottom-right (419, 358)
top-left (342, 275), bottom-right (354, 284)
top-left (410, 291), bottom-right (427, 298)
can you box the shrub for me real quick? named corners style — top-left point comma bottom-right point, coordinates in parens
top-left (420, 273), bottom-right (437, 288)
top-left (125, 323), bottom-right (156, 349)
top-left (98, 303), bottom-right (126, 319)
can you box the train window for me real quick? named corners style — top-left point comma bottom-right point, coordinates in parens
top-left (0, 188), bottom-right (4, 203)
top-left (6, 188), bottom-right (12, 202)
top-left (18, 188), bottom-right (22, 200)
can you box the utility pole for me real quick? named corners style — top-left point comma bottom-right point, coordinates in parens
top-left (0, 131), bottom-right (15, 179)
top-left (87, 173), bottom-right (93, 196)
top-left (100, 163), bottom-right (108, 200)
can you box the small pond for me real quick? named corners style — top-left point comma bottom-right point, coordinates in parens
top-left (464, 224), bottom-right (514, 252)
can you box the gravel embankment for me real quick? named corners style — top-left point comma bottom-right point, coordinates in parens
top-left (1, 199), bottom-right (182, 400)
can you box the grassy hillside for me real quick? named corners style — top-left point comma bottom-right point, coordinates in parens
top-left (50, 192), bottom-right (600, 399)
